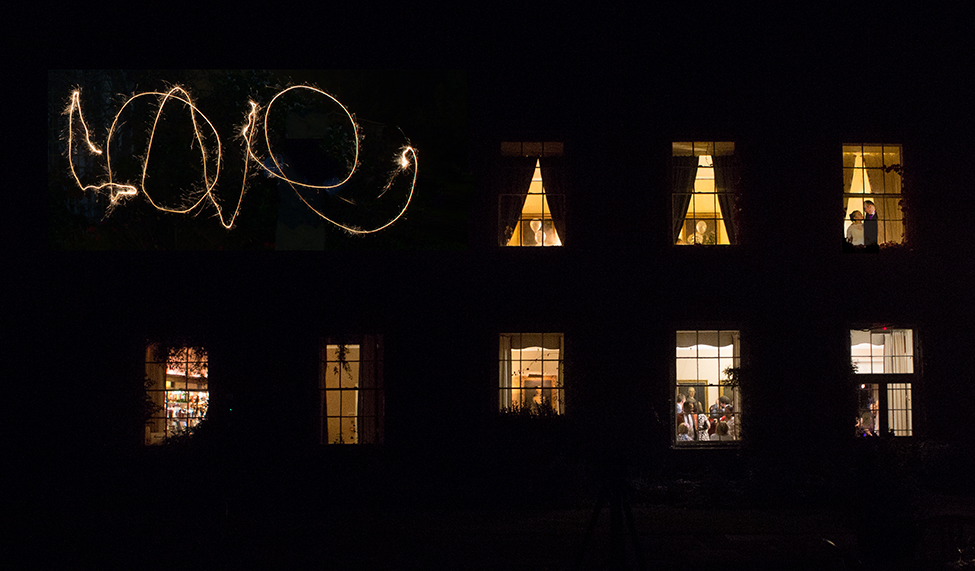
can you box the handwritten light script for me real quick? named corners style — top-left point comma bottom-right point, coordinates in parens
top-left (65, 84), bottom-right (417, 233)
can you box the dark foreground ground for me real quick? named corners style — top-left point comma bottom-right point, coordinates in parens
top-left (17, 438), bottom-right (975, 570)
top-left (23, 481), bottom-right (975, 571)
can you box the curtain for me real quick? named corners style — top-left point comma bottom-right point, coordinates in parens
top-left (357, 335), bottom-right (384, 444)
top-left (676, 330), bottom-right (736, 348)
top-left (672, 156), bottom-right (699, 242)
top-left (499, 335), bottom-right (513, 409)
top-left (889, 329), bottom-right (913, 374)
top-left (842, 151), bottom-right (856, 212)
top-left (539, 156), bottom-right (567, 245)
top-left (318, 341), bottom-right (327, 444)
top-left (887, 384), bottom-right (912, 435)
top-left (712, 154), bottom-right (739, 244)
top-left (498, 157), bottom-right (537, 245)
top-left (509, 333), bottom-right (563, 350)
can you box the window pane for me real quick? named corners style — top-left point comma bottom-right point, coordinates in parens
top-left (857, 383), bottom-right (880, 436)
top-left (851, 330), bottom-right (914, 437)
top-left (675, 330), bottom-right (740, 444)
top-left (674, 142), bottom-right (736, 246)
top-left (888, 383), bottom-right (912, 436)
top-left (320, 337), bottom-right (383, 444)
top-left (145, 342), bottom-right (208, 445)
top-left (843, 144), bottom-right (905, 246)
top-left (500, 333), bottom-right (564, 414)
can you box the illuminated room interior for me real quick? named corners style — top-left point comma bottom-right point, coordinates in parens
top-left (505, 159), bottom-right (562, 247)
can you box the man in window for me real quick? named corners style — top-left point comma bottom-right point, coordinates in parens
top-left (863, 200), bottom-right (879, 247)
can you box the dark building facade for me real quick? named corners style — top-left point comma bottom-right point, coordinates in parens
top-left (44, 65), bottom-right (975, 499)
top-left (31, 12), bottom-right (975, 564)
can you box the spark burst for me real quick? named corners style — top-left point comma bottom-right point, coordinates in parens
top-left (65, 83), bottom-right (417, 234)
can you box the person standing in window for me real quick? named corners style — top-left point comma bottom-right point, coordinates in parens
top-left (681, 401), bottom-right (710, 441)
top-left (863, 201), bottom-right (879, 247)
top-left (847, 210), bottom-right (864, 246)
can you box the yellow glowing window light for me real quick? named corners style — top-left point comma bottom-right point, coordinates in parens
top-left (674, 142), bottom-right (733, 246)
top-left (322, 343), bottom-right (360, 444)
top-left (506, 159), bottom-right (562, 247)
top-left (843, 145), bottom-right (903, 245)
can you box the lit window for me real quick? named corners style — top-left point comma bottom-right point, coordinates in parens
top-left (851, 328), bottom-right (914, 436)
top-left (843, 144), bottom-right (904, 247)
top-left (675, 330), bottom-right (741, 444)
top-left (499, 142), bottom-right (565, 247)
top-left (144, 342), bottom-right (208, 445)
top-left (320, 336), bottom-right (384, 444)
top-left (499, 333), bottom-right (564, 414)
top-left (673, 142), bottom-right (739, 245)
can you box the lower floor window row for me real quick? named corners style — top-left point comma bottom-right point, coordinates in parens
top-left (143, 330), bottom-right (917, 445)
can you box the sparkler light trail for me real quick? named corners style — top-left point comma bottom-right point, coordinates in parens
top-left (65, 83), bottom-right (417, 234)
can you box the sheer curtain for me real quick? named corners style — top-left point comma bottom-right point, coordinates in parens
top-left (499, 335), bottom-right (513, 409)
top-left (842, 151), bottom-right (856, 213)
top-left (888, 329), bottom-right (913, 374)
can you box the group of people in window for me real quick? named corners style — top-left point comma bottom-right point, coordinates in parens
top-left (676, 388), bottom-right (739, 443)
top-left (845, 200), bottom-right (884, 247)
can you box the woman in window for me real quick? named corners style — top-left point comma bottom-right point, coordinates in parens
top-left (847, 210), bottom-right (864, 246)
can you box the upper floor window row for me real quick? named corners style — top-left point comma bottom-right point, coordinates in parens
top-left (499, 142), bottom-right (906, 250)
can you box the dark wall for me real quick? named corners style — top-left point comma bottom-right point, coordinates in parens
top-left (37, 30), bottom-right (975, 509)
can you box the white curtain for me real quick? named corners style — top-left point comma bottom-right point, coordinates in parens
top-left (887, 383), bottom-right (913, 436)
top-left (499, 335), bottom-right (513, 409)
top-left (676, 330), bottom-right (737, 349)
top-left (889, 329), bottom-right (913, 374)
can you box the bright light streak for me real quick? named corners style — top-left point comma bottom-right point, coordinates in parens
top-left (65, 83), bottom-right (417, 234)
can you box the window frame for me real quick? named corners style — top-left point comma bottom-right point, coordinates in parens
top-left (842, 143), bottom-right (905, 249)
top-left (851, 326), bottom-right (917, 437)
top-left (499, 332), bottom-right (565, 415)
top-left (319, 334), bottom-right (385, 445)
top-left (498, 141), bottom-right (566, 248)
top-left (673, 329), bottom-right (742, 447)
top-left (144, 340), bottom-right (209, 445)
top-left (671, 141), bottom-right (740, 247)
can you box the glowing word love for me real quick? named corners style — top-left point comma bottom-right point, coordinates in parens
top-left (66, 85), bottom-right (417, 233)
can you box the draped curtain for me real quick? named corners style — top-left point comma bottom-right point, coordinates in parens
top-left (498, 157), bottom-right (537, 245)
top-left (672, 156), bottom-right (699, 241)
top-left (712, 155), bottom-right (739, 245)
top-left (357, 335), bottom-right (384, 444)
top-left (539, 156), bottom-right (567, 245)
